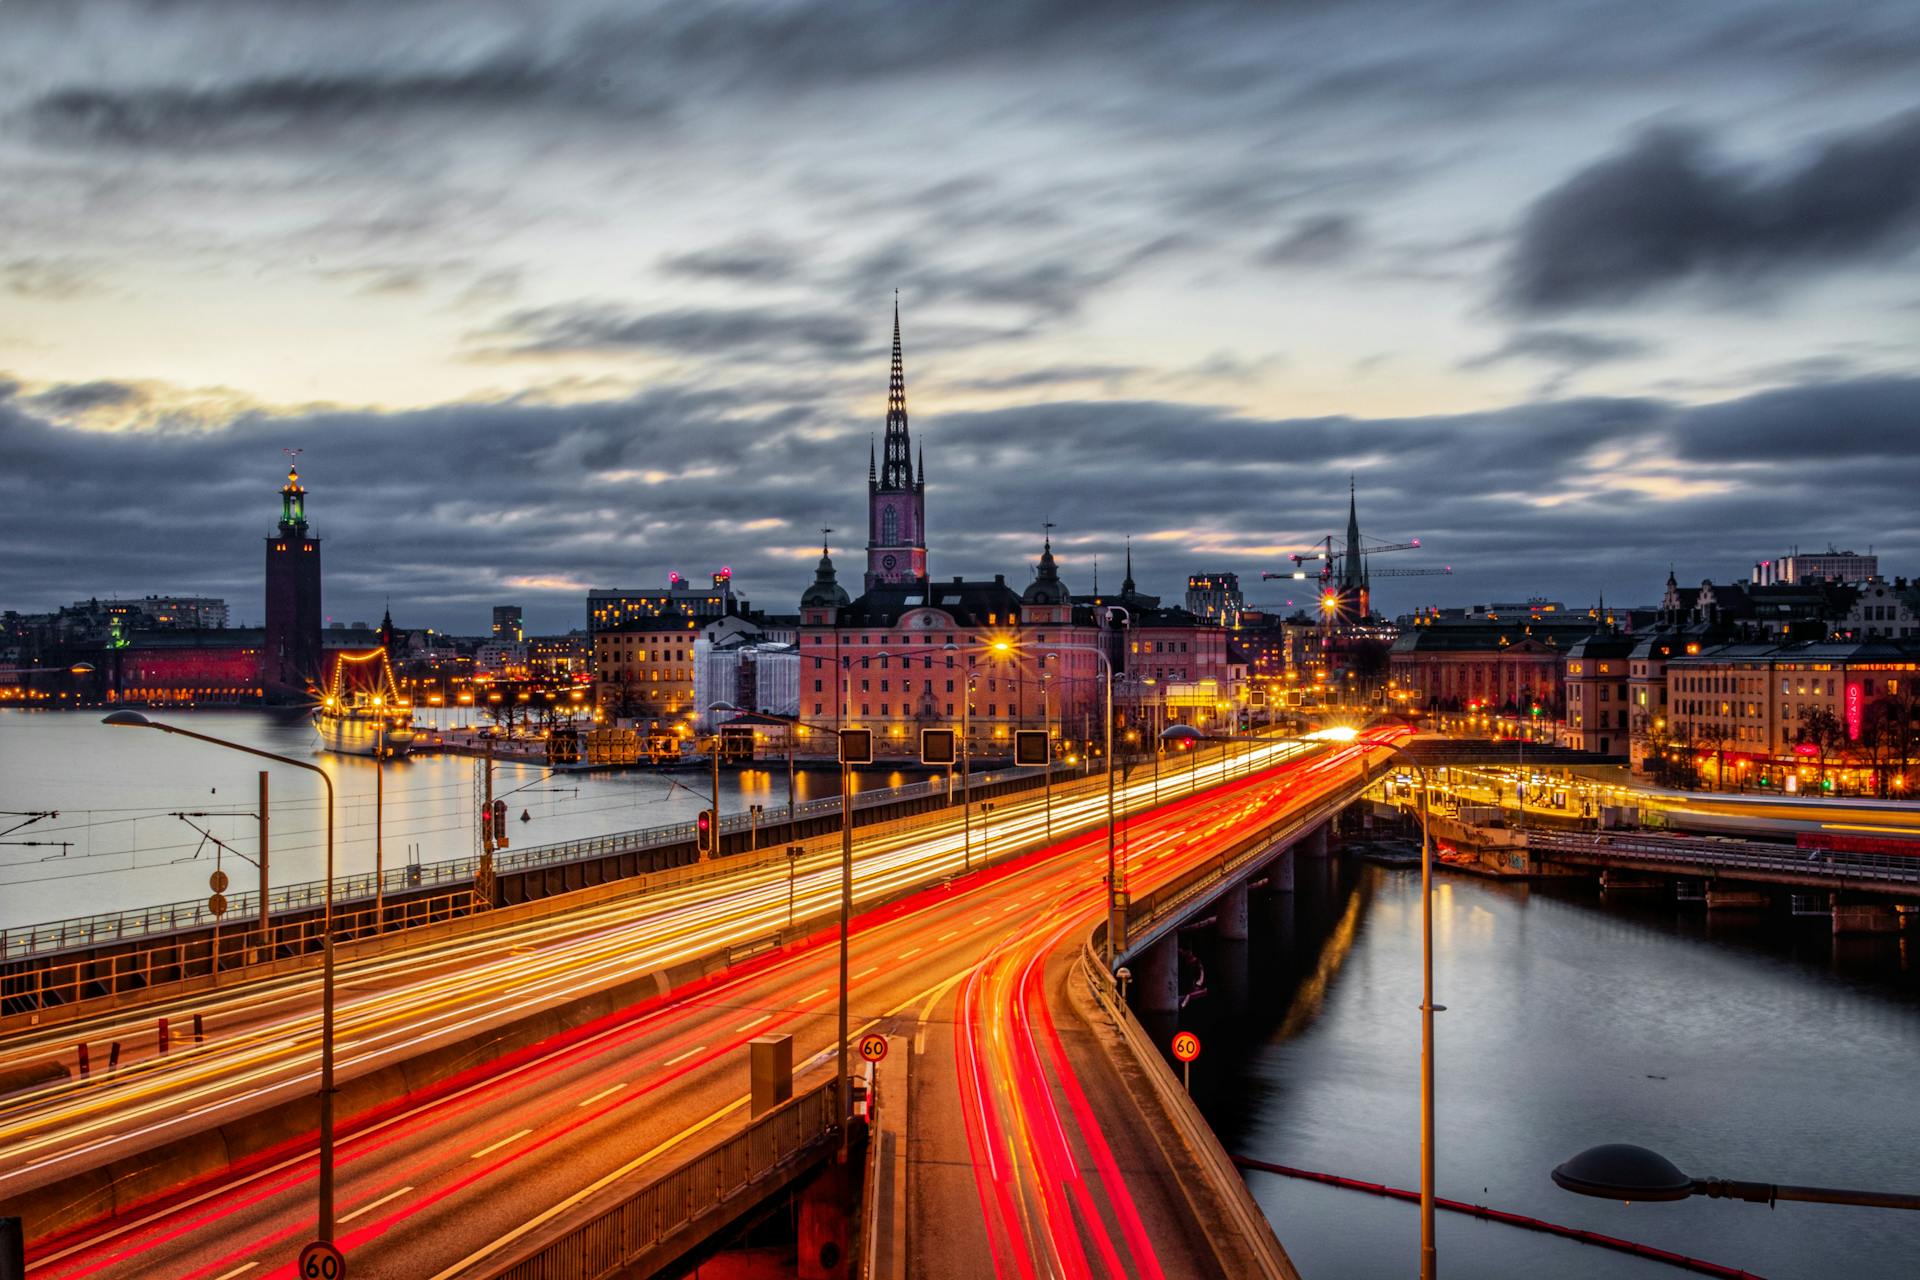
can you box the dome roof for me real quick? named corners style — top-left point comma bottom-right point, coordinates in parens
top-left (801, 551), bottom-right (851, 609)
top-left (1022, 539), bottom-right (1072, 607)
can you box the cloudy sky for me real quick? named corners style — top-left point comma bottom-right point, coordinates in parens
top-left (4, 0), bottom-right (1918, 634)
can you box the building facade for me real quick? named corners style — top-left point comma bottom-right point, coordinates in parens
top-left (588, 570), bottom-right (744, 634)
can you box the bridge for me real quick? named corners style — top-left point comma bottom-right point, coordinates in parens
top-left (0, 730), bottom-right (1403, 1279)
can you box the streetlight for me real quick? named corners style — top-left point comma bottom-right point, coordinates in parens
top-left (101, 711), bottom-right (342, 1248)
top-left (1552, 1143), bottom-right (1920, 1211)
top-left (995, 632), bottom-right (1123, 961)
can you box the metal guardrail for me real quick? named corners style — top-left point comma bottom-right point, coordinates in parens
top-left (484, 1078), bottom-right (841, 1280)
top-left (1077, 942), bottom-right (1300, 1280)
top-left (1120, 780), bottom-right (1355, 952)
top-left (0, 769), bottom-right (1032, 961)
top-left (1526, 830), bottom-right (1920, 887)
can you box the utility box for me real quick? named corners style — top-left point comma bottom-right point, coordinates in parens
top-left (750, 1034), bottom-right (793, 1118)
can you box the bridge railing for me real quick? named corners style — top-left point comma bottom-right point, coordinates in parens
top-left (481, 1077), bottom-right (841, 1280)
top-left (0, 769), bottom-right (1032, 961)
top-left (1526, 830), bottom-right (1920, 885)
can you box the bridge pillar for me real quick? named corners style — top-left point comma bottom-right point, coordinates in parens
top-left (1139, 935), bottom-right (1180, 1015)
top-left (1217, 882), bottom-right (1249, 941)
top-left (1267, 847), bottom-right (1295, 893)
top-left (1705, 886), bottom-right (1769, 912)
top-left (1832, 902), bottom-right (1901, 935)
top-left (1301, 822), bottom-right (1330, 859)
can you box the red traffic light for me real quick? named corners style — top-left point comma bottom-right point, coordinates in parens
top-left (696, 809), bottom-right (714, 855)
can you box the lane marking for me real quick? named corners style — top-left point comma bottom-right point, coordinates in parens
top-left (734, 1014), bottom-right (773, 1033)
top-left (938, 930), bottom-right (961, 943)
top-left (896, 947), bottom-right (922, 961)
top-left (854, 966), bottom-right (881, 980)
top-left (210, 1266), bottom-right (259, 1280)
top-left (576, 1083), bottom-right (627, 1108)
top-left (663, 1045), bottom-right (705, 1067)
top-left (426, 1096), bottom-right (750, 1280)
top-left (801, 989), bottom-right (829, 1003)
top-left (469, 1128), bottom-right (533, 1160)
top-left (340, 1185), bottom-right (414, 1224)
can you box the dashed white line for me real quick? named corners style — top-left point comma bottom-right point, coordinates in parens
top-left (210, 1265), bottom-right (259, 1280)
top-left (470, 1128), bottom-right (533, 1160)
top-left (854, 966), bottom-right (881, 980)
top-left (340, 1185), bottom-right (414, 1223)
top-left (734, 1014), bottom-right (773, 1033)
top-left (938, 930), bottom-right (961, 943)
top-left (802, 989), bottom-right (830, 1003)
top-left (663, 1045), bottom-right (706, 1067)
top-left (576, 1083), bottom-right (627, 1108)
top-left (897, 947), bottom-right (923, 960)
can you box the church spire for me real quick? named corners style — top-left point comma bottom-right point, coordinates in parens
top-left (1122, 536), bottom-right (1136, 595)
top-left (1341, 475), bottom-right (1365, 593)
top-left (879, 294), bottom-right (913, 491)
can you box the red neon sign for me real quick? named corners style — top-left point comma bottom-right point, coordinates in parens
top-left (1846, 682), bottom-right (1863, 741)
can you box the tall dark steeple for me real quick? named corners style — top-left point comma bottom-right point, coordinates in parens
top-left (866, 297), bottom-right (928, 590)
top-left (880, 298), bottom-right (912, 490)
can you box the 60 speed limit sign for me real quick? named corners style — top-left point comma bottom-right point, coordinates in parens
top-left (857, 1033), bottom-right (890, 1063)
top-left (1171, 1030), bottom-right (1201, 1062)
top-left (298, 1240), bottom-right (346, 1279)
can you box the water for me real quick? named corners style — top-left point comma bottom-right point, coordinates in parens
top-left (1186, 857), bottom-right (1920, 1280)
top-left (0, 709), bottom-right (937, 930)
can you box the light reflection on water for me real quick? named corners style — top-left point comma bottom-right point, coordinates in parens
top-left (1194, 859), bottom-right (1920, 1280)
top-left (0, 709), bottom-right (938, 929)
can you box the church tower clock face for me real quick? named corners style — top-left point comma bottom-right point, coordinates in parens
top-left (883, 553), bottom-right (898, 570)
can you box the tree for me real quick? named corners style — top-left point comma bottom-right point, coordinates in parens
top-left (1797, 706), bottom-right (1847, 793)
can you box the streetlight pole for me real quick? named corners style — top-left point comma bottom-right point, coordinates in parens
top-left (1377, 743), bottom-right (1438, 1280)
top-left (712, 702), bottom-right (858, 1153)
top-left (102, 711), bottom-right (340, 1248)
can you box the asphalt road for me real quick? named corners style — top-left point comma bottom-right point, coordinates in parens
top-left (10, 737), bottom-right (1362, 1278)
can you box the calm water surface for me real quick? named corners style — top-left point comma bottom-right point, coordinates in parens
top-left (1187, 857), bottom-right (1920, 1280)
top-left (0, 708), bottom-right (937, 929)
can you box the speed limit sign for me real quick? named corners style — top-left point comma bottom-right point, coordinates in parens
top-left (1171, 1030), bottom-right (1201, 1063)
top-left (298, 1239), bottom-right (346, 1279)
top-left (857, 1033), bottom-right (889, 1063)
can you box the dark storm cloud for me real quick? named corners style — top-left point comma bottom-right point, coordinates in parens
top-left (22, 61), bottom-right (600, 149)
top-left (1504, 109), bottom-right (1920, 312)
top-left (483, 303), bottom-right (872, 362)
top-left (659, 240), bottom-right (809, 285)
top-left (1262, 214), bottom-right (1363, 266)
top-left (1458, 329), bottom-right (1653, 371)
top-left (946, 364), bottom-right (1140, 393)
top-left (7, 372), bottom-right (1920, 630)
top-left (25, 380), bottom-right (143, 414)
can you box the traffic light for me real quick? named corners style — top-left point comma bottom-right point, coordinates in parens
top-left (696, 809), bottom-right (715, 855)
top-left (491, 799), bottom-right (508, 848)
top-left (1014, 729), bottom-right (1050, 767)
top-left (920, 727), bottom-right (957, 766)
top-left (839, 729), bottom-right (874, 765)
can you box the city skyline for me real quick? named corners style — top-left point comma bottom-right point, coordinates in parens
top-left (4, 0), bottom-right (1919, 630)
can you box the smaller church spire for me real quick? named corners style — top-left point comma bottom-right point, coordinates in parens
top-left (868, 436), bottom-right (876, 485)
top-left (917, 443), bottom-right (924, 489)
top-left (1123, 536), bottom-right (1136, 594)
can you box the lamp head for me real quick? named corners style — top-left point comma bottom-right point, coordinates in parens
top-left (101, 710), bottom-right (154, 729)
top-left (1552, 1144), bottom-right (1694, 1203)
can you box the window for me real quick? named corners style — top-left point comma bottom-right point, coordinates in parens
top-left (881, 507), bottom-right (899, 546)
top-left (814, 679), bottom-right (822, 692)
top-left (946, 679), bottom-right (954, 693)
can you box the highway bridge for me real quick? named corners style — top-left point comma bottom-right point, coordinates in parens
top-left (0, 729), bottom-right (1408, 1278)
